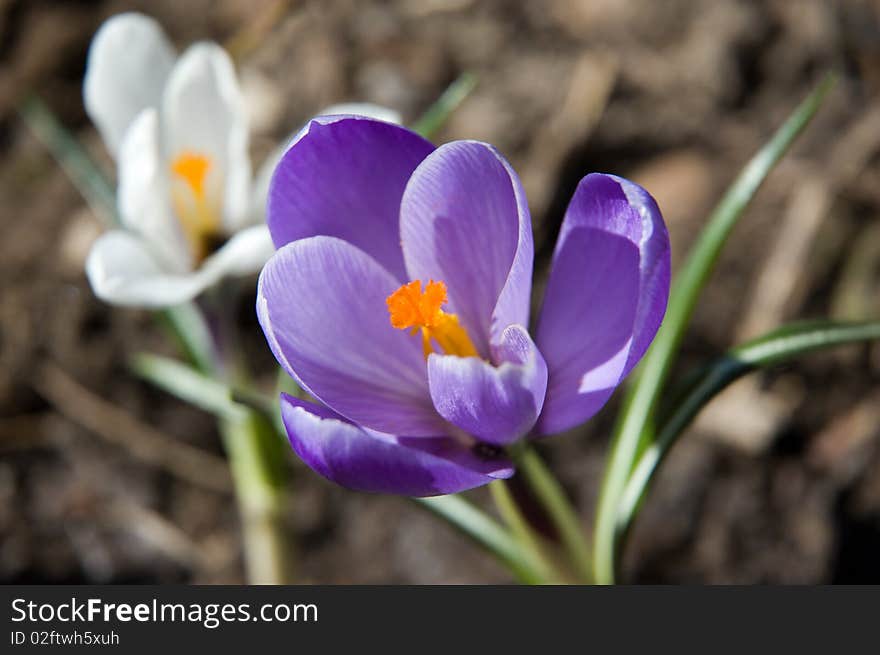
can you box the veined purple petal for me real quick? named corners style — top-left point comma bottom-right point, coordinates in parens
top-left (400, 141), bottom-right (533, 359)
top-left (534, 173), bottom-right (670, 435)
top-left (534, 228), bottom-right (639, 435)
top-left (281, 394), bottom-right (513, 496)
top-left (267, 116), bottom-right (434, 281)
top-left (556, 173), bottom-right (671, 376)
top-left (258, 236), bottom-right (445, 436)
top-left (428, 325), bottom-right (547, 445)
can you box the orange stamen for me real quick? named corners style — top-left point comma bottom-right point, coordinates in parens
top-left (171, 152), bottom-right (211, 199)
top-left (169, 151), bottom-right (221, 262)
top-left (386, 280), bottom-right (478, 358)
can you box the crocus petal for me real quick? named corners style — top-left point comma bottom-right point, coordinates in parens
top-left (162, 42), bottom-right (251, 230)
top-left (257, 235), bottom-right (445, 436)
top-left (83, 12), bottom-right (176, 156)
top-left (400, 141), bottom-right (533, 358)
top-left (319, 103), bottom-right (403, 125)
top-left (534, 174), bottom-right (670, 435)
top-left (86, 231), bottom-right (198, 307)
top-left (534, 228), bottom-right (638, 434)
top-left (267, 116), bottom-right (434, 281)
top-left (281, 394), bottom-right (513, 496)
top-left (198, 224), bottom-right (275, 280)
top-left (116, 108), bottom-right (190, 272)
top-left (251, 105), bottom-right (402, 223)
top-left (86, 228), bottom-right (271, 308)
top-left (558, 174), bottom-right (671, 376)
top-left (428, 325), bottom-right (547, 445)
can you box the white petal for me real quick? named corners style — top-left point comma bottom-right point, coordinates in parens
top-left (198, 224), bottom-right (275, 281)
top-left (83, 13), bottom-right (176, 156)
top-left (318, 102), bottom-right (402, 125)
top-left (116, 109), bottom-right (190, 272)
top-left (86, 231), bottom-right (193, 307)
top-left (86, 227), bottom-right (271, 308)
top-left (162, 42), bottom-right (251, 232)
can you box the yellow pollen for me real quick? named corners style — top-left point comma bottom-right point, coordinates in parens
top-left (386, 280), bottom-right (478, 358)
top-left (171, 152), bottom-right (211, 199)
top-left (170, 151), bottom-right (221, 263)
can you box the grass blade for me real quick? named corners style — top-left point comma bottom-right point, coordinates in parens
top-left (515, 445), bottom-right (593, 582)
top-left (411, 72), bottom-right (477, 139)
top-left (592, 74), bottom-right (836, 584)
top-left (490, 480), bottom-right (564, 583)
top-left (18, 95), bottom-right (118, 225)
top-left (414, 494), bottom-right (548, 584)
top-left (617, 320), bottom-right (880, 547)
top-left (130, 352), bottom-right (244, 420)
top-left (130, 352), bottom-right (276, 420)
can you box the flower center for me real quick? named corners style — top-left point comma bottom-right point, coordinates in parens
top-left (386, 280), bottom-right (478, 358)
top-left (170, 151), bottom-right (222, 263)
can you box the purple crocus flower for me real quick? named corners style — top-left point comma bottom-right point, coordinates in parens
top-left (257, 116), bottom-right (670, 496)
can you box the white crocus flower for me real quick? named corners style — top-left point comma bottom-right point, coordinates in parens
top-left (83, 13), bottom-right (400, 307)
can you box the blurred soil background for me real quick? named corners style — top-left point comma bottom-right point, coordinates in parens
top-left (1, 0), bottom-right (880, 583)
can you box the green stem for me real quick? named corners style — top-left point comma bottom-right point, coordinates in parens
top-left (189, 287), bottom-right (295, 584)
top-left (489, 481), bottom-right (563, 583)
top-left (514, 445), bottom-right (592, 583)
top-left (220, 409), bottom-right (293, 584)
top-left (157, 304), bottom-right (217, 375)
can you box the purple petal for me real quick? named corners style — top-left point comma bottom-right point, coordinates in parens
top-left (534, 173), bottom-right (670, 435)
top-left (534, 227), bottom-right (640, 435)
top-left (281, 394), bottom-right (514, 496)
top-left (267, 116), bottom-right (434, 281)
top-left (400, 141), bottom-right (533, 358)
top-left (258, 235), bottom-right (445, 436)
top-left (558, 173), bottom-right (671, 375)
top-left (428, 325), bottom-right (547, 445)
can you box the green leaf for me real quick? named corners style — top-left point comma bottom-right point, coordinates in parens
top-left (130, 352), bottom-right (276, 420)
top-left (489, 480), bottom-right (564, 583)
top-left (157, 303), bottom-right (217, 374)
top-left (414, 494), bottom-right (548, 584)
top-left (592, 74), bottom-right (836, 584)
top-left (617, 319), bottom-right (880, 549)
top-left (18, 95), bottom-right (118, 226)
top-left (513, 445), bottom-right (592, 582)
top-left (275, 364), bottom-right (303, 399)
top-left (411, 72), bottom-right (477, 139)
top-left (130, 352), bottom-right (245, 420)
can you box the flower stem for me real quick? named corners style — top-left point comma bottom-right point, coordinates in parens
top-left (512, 444), bottom-right (593, 583)
top-left (190, 285), bottom-right (296, 584)
top-left (489, 480), bottom-right (564, 583)
top-left (219, 409), bottom-right (294, 584)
